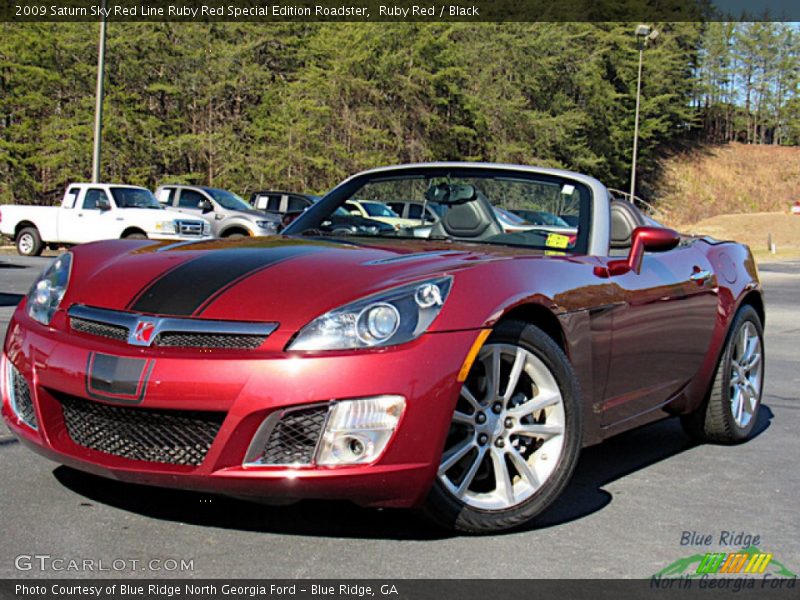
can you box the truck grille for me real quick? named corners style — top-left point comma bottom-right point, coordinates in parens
top-left (248, 405), bottom-right (330, 466)
top-left (176, 220), bottom-right (205, 236)
top-left (58, 393), bottom-right (225, 466)
top-left (7, 362), bottom-right (37, 429)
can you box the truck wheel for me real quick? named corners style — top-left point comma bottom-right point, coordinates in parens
top-left (123, 232), bottom-right (147, 240)
top-left (16, 227), bottom-right (43, 256)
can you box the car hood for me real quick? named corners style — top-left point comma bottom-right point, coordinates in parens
top-left (64, 236), bottom-right (550, 334)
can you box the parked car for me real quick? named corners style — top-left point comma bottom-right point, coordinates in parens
top-left (344, 199), bottom-right (420, 229)
top-left (319, 206), bottom-right (396, 236)
top-left (155, 185), bottom-right (279, 238)
top-left (0, 183), bottom-right (211, 256)
top-left (495, 207), bottom-right (577, 247)
top-left (3, 163), bottom-right (764, 534)
top-left (249, 190), bottom-right (316, 217)
top-left (510, 209), bottom-right (571, 228)
top-left (385, 200), bottom-right (443, 224)
top-left (247, 191), bottom-right (393, 235)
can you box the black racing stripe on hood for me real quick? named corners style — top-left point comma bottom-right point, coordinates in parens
top-left (129, 246), bottom-right (320, 316)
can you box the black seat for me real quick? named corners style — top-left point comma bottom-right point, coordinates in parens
top-left (610, 198), bottom-right (647, 254)
top-left (429, 192), bottom-right (503, 240)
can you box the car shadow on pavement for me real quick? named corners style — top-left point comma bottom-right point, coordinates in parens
top-left (53, 407), bottom-right (773, 539)
top-left (53, 469), bottom-right (452, 541)
top-left (531, 405), bottom-right (774, 530)
top-left (0, 261), bottom-right (27, 269)
top-left (0, 293), bottom-right (24, 307)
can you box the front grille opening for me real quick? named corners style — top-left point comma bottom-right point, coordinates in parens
top-left (251, 406), bottom-right (330, 466)
top-left (69, 314), bottom-right (267, 349)
top-left (57, 393), bottom-right (225, 466)
top-left (156, 332), bottom-right (267, 349)
top-left (176, 221), bottom-right (204, 236)
top-left (7, 362), bottom-right (37, 429)
top-left (70, 317), bottom-right (129, 342)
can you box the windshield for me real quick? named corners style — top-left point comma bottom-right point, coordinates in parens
top-left (110, 187), bottom-right (162, 209)
top-left (207, 188), bottom-right (251, 211)
top-left (286, 168), bottom-right (588, 253)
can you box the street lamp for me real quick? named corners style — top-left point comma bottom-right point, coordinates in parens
top-left (629, 24), bottom-right (658, 202)
top-left (91, 0), bottom-right (107, 183)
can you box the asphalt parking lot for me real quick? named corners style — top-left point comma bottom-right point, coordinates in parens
top-left (0, 254), bottom-right (797, 579)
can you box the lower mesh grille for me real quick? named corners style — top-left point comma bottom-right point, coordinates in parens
top-left (255, 406), bottom-right (330, 465)
top-left (156, 332), bottom-right (266, 349)
top-left (70, 317), bottom-right (129, 342)
top-left (9, 363), bottom-right (37, 429)
top-left (58, 393), bottom-right (224, 466)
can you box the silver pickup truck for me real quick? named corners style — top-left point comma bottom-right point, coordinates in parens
top-left (155, 185), bottom-right (280, 238)
top-left (0, 183), bottom-right (211, 255)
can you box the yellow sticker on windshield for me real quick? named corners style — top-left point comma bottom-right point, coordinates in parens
top-left (546, 233), bottom-right (570, 249)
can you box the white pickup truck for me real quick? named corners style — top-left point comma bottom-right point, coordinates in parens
top-left (0, 183), bottom-right (211, 255)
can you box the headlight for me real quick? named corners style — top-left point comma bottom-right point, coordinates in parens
top-left (255, 220), bottom-right (277, 233)
top-left (288, 276), bottom-right (452, 351)
top-left (202, 221), bottom-right (211, 235)
top-left (26, 253), bottom-right (72, 325)
top-left (154, 220), bottom-right (177, 233)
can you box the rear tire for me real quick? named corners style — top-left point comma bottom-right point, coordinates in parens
top-left (16, 227), bottom-right (43, 256)
top-left (423, 320), bottom-right (582, 533)
top-left (681, 305), bottom-right (764, 444)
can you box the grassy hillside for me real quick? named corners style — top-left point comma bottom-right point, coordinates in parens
top-left (655, 143), bottom-right (800, 226)
top-left (653, 143), bottom-right (800, 259)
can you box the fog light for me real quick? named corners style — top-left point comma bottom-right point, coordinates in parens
top-left (315, 396), bottom-right (405, 466)
top-left (1, 354), bottom-right (37, 430)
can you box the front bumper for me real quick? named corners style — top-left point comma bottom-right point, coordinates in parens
top-left (2, 306), bottom-right (477, 508)
top-left (148, 233), bottom-right (214, 242)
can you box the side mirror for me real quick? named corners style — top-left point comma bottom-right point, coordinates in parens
top-left (201, 199), bottom-right (214, 213)
top-left (602, 226), bottom-right (680, 277)
top-left (97, 197), bottom-right (111, 211)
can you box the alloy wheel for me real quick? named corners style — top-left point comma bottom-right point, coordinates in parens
top-left (729, 321), bottom-right (763, 428)
top-left (437, 343), bottom-right (566, 511)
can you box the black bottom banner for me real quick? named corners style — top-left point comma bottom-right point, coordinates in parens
top-left (0, 579), bottom-right (797, 600)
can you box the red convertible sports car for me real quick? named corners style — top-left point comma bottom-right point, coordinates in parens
top-left (2, 163), bottom-right (765, 532)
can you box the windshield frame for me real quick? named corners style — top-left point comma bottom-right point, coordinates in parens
top-left (284, 165), bottom-right (597, 255)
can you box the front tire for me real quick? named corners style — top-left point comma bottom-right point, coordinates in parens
top-left (122, 231), bottom-right (148, 240)
top-left (423, 320), bottom-right (582, 533)
top-left (16, 227), bottom-right (43, 256)
top-left (681, 305), bottom-right (764, 444)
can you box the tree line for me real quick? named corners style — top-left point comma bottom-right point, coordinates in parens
top-left (695, 22), bottom-right (800, 146)
top-left (0, 21), bottom-right (797, 205)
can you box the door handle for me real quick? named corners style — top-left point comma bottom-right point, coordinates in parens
top-left (690, 269), bottom-right (713, 284)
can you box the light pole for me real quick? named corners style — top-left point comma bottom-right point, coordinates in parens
top-left (91, 1), bottom-right (107, 183)
top-left (629, 24), bottom-right (658, 202)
